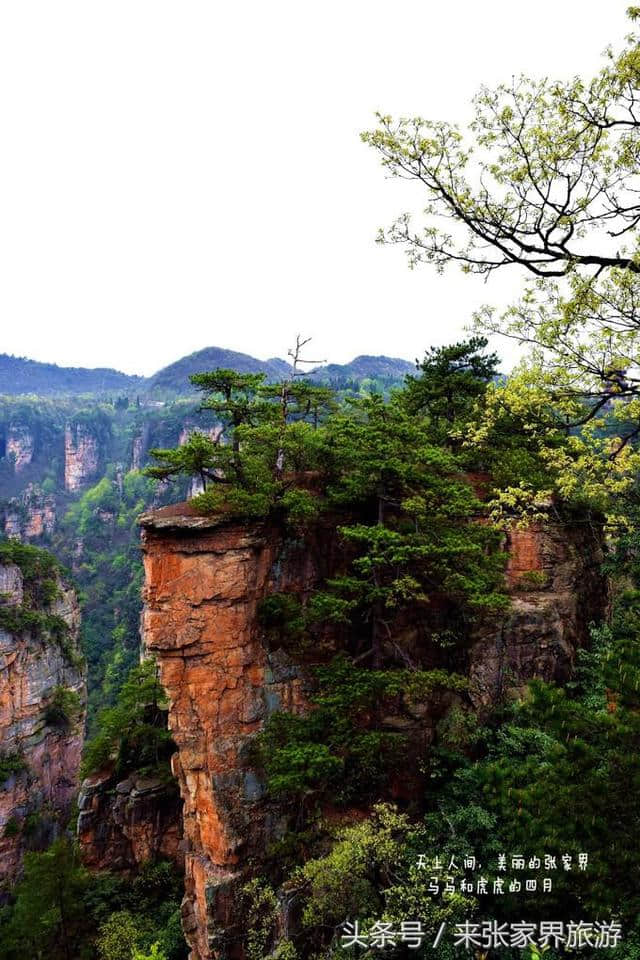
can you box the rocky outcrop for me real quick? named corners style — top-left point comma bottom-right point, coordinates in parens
top-left (23, 494), bottom-right (56, 539)
top-left (77, 769), bottom-right (183, 872)
top-left (0, 562), bottom-right (86, 885)
top-left (469, 522), bottom-right (607, 708)
top-left (2, 485), bottom-right (57, 542)
top-left (131, 423), bottom-right (154, 472)
top-left (6, 425), bottom-right (35, 474)
top-left (65, 423), bottom-right (100, 492)
top-left (2, 510), bottom-right (22, 541)
top-left (139, 505), bottom-right (606, 960)
top-left (0, 564), bottom-right (23, 605)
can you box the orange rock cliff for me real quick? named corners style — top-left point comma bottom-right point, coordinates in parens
top-left (138, 504), bottom-right (607, 960)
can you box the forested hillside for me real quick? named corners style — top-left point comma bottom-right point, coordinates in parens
top-left (0, 348), bottom-right (411, 724)
top-left (146, 347), bottom-right (293, 394)
top-left (0, 354), bottom-right (145, 396)
top-left (0, 348), bottom-right (413, 398)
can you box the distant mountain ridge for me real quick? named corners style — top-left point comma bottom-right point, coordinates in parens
top-left (0, 347), bottom-right (414, 397)
top-left (307, 354), bottom-right (414, 383)
top-left (0, 354), bottom-right (145, 396)
top-left (146, 347), bottom-right (293, 393)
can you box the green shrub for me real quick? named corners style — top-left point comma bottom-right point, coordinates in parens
top-left (514, 569), bottom-right (549, 590)
top-left (280, 488), bottom-right (320, 525)
top-left (45, 686), bottom-right (83, 727)
top-left (239, 879), bottom-right (279, 960)
top-left (0, 539), bottom-right (81, 667)
top-left (22, 810), bottom-right (43, 838)
top-left (97, 911), bottom-right (147, 960)
top-left (258, 592), bottom-right (305, 647)
top-left (0, 753), bottom-right (27, 785)
top-left (0, 540), bottom-right (63, 608)
top-left (3, 817), bottom-right (20, 838)
top-left (133, 946), bottom-right (167, 960)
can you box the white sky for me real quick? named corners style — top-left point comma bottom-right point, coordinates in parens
top-left (0, 2), bottom-right (632, 376)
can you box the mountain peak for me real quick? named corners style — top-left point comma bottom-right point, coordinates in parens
top-left (0, 347), bottom-right (414, 397)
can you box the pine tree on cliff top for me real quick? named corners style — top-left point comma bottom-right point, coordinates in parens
top-left (145, 353), bottom-right (336, 512)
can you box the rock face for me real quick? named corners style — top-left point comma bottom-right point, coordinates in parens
top-left (139, 506), bottom-right (606, 960)
top-left (132, 429), bottom-right (148, 471)
top-left (77, 769), bottom-right (183, 872)
top-left (2, 485), bottom-right (57, 542)
top-left (65, 423), bottom-right (100, 492)
top-left (0, 563), bottom-right (86, 885)
top-left (0, 564), bottom-right (23, 606)
top-left (6, 425), bottom-right (35, 474)
top-left (23, 494), bottom-right (56, 539)
top-left (469, 522), bottom-right (607, 708)
top-left (2, 511), bottom-right (22, 541)
top-left (140, 508), bottom-right (315, 960)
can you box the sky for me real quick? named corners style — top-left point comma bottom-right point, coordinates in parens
top-left (0, 1), bottom-right (632, 376)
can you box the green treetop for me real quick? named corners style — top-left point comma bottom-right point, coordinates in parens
top-left (404, 336), bottom-right (499, 441)
top-left (189, 370), bottom-right (273, 434)
top-left (189, 369), bottom-right (275, 484)
top-left (145, 431), bottom-right (224, 492)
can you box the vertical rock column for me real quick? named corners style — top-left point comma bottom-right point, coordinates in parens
top-left (140, 508), bottom-right (307, 960)
top-left (64, 423), bottom-right (100, 492)
top-left (6, 425), bottom-right (35, 474)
